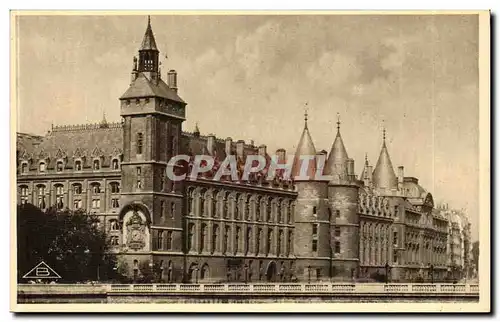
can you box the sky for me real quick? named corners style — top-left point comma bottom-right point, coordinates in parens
top-left (15, 14), bottom-right (479, 240)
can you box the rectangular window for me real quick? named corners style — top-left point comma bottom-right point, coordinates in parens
top-left (393, 231), bottom-right (398, 246)
top-left (312, 239), bottom-right (318, 252)
top-left (335, 226), bottom-right (341, 237)
top-left (137, 133), bottom-right (143, 154)
top-left (336, 210), bottom-right (340, 218)
top-left (334, 241), bottom-right (341, 254)
top-left (111, 198), bottom-right (119, 208)
top-left (74, 199), bottom-right (82, 209)
top-left (312, 223), bottom-right (318, 236)
top-left (137, 180), bottom-right (142, 189)
top-left (92, 199), bottom-right (101, 209)
top-left (157, 231), bottom-right (163, 250)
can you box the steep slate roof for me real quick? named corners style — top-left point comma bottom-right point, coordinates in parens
top-left (372, 138), bottom-right (398, 190)
top-left (120, 73), bottom-right (185, 103)
top-left (291, 115), bottom-right (317, 180)
top-left (324, 127), bottom-right (349, 177)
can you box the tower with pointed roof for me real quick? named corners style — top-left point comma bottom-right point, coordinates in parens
top-left (291, 109), bottom-right (331, 281)
top-left (372, 127), bottom-right (398, 194)
top-left (324, 114), bottom-right (360, 280)
top-left (118, 16), bottom-right (187, 276)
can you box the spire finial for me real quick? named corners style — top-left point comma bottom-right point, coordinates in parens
top-left (336, 112), bottom-right (341, 131)
top-left (365, 152), bottom-right (368, 164)
top-left (148, 15), bottom-right (151, 26)
top-left (304, 102), bottom-right (309, 129)
top-left (382, 120), bottom-right (386, 142)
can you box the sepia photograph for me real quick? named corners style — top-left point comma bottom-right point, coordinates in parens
top-left (10, 11), bottom-right (490, 312)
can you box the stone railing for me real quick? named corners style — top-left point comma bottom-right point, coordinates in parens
top-left (19, 283), bottom-right (480, 295)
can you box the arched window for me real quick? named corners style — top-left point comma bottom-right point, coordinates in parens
top-left (200, 224), bottom-right (207, 253)
top-left (55, 184), bottom-right (64, 209)
top-left (19, 186), bottom-right (28, 204)
top-left (37, 185), bottom-right (46, 209)
top-left (110, 182), bottom-right (120, 194)
top-left (39, 162), bottom-right (46, 173)
top-left (287, 231), bottom-right (293, 256)
top-left (170, 202), bottom-right (175, 218)
top-left (212, 224), bottom-right (219, 253)
top-left (109, 220), bottom-right (119, 231)
top-left (93, 159), bottom-right (100, 170)
top-left (223, 225), bottom-right (230, 254)
top-left (136, 133), bottom-right (143, 154)
top-left (56, 161), bottom-right (64, 172)
top-left (200, 197), bottom-right (205, 217)
top-left (277, 229), bottom-right (283, 256)
top-left (160, 200), bottom-right (165, 218)
top-left (266, 229), bottom-right (273, 255)
top-left (188, 223), bottom-right (195, 251)
top-left (277, 203), bottom-right (282, 223)
top-left (166, 231), bottom-right (173, 250)
top-left (245, 227), bottom-right (252, 254)
top-left (112, 158), bottom-right (119, 170)
top-left (235, 226), bottom-right (241, 254)
top-left (256, 228), bottom-right (262, 255)
top-left (75, 160), bottom-right (82, 171)
top-left (157, 231), bottom-right (163, 250)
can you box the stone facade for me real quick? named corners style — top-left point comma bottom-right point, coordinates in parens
top-left (16, 17), bottom-right (472, 283)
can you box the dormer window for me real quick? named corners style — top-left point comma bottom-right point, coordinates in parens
top-left (75, 160), bottom-right (82, 171)
top-left (21, 162), bottom-right (28, 174)
top-left (112, 158), bottom-right (119, 170)
top-left (56, 161), bottom-right (64, 172)
top-left (39, 162), bottom-right (46, 173)
top-left (91, 183), bottom-right (101, 194)
top-left (93, 159), bottom-right (100, 170)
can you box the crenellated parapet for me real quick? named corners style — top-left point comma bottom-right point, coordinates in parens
top-left (49, 122), bottom-right (123, 134)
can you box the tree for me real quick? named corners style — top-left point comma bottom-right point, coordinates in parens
top-left (17, 203), bottom-right (118, 283)
top-left (471, 241), bottom-right (479, 271)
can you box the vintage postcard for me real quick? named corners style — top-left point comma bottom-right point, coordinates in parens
top-left (10, 11), bottom-right (490, 313)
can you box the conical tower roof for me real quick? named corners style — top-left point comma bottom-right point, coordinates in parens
top-left (372, 129), bottom-right (398, 190)
top-left (291, 111), bottom-right (317, 180)
top-left (140, 16), bottom-right (158, 51)
top-left (324, 115), bottom-right (349, 177)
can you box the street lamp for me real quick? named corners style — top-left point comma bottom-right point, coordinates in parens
top-left (308, 265), bottom-right (311, 284)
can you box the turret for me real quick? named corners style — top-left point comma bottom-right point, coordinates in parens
top-left (372, 127), bottom-right (398, 194)
top-left (324, 114), bottom-right (352, 184)
top-left (291, 109), bottom-right (330, 282)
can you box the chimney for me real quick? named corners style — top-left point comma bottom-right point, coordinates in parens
top-left (225, 137), bottom-right (233, 155)
top-left (168, 70), bottom-right (178, 92)
top-left (207, 134), bottom-right (215, 155)
top-left (258, 144), bottom-right (267, 157)
top-left (347, 158), bottom-right (355, 180)
top-left (236, 140), bottom-right (245, 159)
top-left (276, 148), bottom-right (286, 163)
top-left (398, 166), bottom-right (404, 191)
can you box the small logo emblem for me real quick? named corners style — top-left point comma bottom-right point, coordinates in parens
top-left (22, 261), bottom-right (61, 279)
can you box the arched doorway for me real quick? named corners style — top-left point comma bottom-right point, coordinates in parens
top-left (266, 261), bottom-right (277, 282)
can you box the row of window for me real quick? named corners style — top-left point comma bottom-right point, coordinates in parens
top-left (186, 223), bottom-right (293, 256)
top-left (20, 158), bottom-right (121, 174)
top-left (187, 189), bottom-right (295, 224)
top-left (156, 231), bottom-right (174, 250)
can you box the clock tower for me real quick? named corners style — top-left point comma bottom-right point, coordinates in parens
top-left (118, 16), bottom-right (187, 281)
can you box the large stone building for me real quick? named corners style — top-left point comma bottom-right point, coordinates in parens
top-left (16, 17), bottom-right (471, 283)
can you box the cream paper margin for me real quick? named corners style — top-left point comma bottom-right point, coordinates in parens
top-left (9, 9), bottom-right (491, 313)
